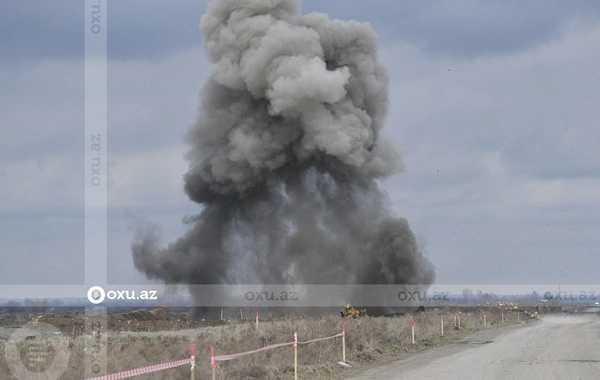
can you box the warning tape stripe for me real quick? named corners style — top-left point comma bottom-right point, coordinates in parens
top-left (214, 332), bottom-right (344, 361)
top-left (214, 341), bottom-right (295, 361)
top-left (85, 331), bottom-right (346, 377)
top-left (85, 358), bottom-right (193, 380)
top-left (297, 332), bottom-right (344, 345)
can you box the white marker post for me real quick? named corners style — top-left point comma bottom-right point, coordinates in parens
top-left (484, 311), bottom-right (487, 326)
top-left (441, 315), bottom-right (444, 336)
top-left (190, 344), bottom-right (195, 380)
top-left (255, 311), bottom-right (259, 329)
top-left (411, 319), bottom-right (415, 344)
top-left (458, 311), bottom-right (461, 329)
top-left (342, 324), bottom-right (346, 362)
top-left (294, 332), bottom-right (298, 380)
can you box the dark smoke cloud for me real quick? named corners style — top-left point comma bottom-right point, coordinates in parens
top-left (132, 0), bottom-right (435, 315)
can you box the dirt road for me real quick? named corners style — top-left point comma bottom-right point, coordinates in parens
top-left (347, 314), bottom-right (600, 380)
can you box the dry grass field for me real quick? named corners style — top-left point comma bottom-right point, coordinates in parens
top-left (0, 307), bottom-right (536, 380)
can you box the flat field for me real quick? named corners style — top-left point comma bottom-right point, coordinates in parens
top-left (0, 305), bottom-right (541, 379)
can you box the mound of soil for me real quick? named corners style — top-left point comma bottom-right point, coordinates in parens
top-left (112, 308), bottom-right (181, 322)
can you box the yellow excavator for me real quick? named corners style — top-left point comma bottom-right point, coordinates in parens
top-left (341, 303), bottom-right (367, 318)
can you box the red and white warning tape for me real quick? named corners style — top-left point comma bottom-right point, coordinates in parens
top-left (213, 331), bottom-right (344, 362)
top-left (86, 345), bottom-right (195, 380)
top-left (297, 332), bottom-right (344, 345)
top-left (85, 358), bottom-right (192, 380)
top-left (214, 341), bottom-right (295, 361)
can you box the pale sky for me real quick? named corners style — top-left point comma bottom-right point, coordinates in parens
top-left (1, 0), bottom-right (599, 290)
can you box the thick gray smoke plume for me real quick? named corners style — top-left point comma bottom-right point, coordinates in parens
top-left (132, 0), bottom-right (435, 315)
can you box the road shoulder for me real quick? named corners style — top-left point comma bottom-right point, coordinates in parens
top-left (344, 320), bottom-right (537, 379)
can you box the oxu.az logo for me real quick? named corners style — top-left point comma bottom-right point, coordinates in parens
top-left (87, 286), bottom-right (158, 304)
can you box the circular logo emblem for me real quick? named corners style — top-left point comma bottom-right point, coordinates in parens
top-left (87, 286), bottom-right (106, 304)
top-left (5, 322), bottom-right (71, 380)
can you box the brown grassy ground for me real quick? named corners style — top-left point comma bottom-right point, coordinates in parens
top-left (0, 308), bottom-right (534, 380)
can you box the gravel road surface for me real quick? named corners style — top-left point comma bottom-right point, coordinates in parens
top-left (347, 314), bottom-right (600, 380)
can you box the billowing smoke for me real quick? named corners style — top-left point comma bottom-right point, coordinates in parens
top-left (132, 0), bottom-right (435, 316)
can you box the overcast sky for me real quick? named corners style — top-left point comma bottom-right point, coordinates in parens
top-left (1, 0), bottom-right (599, 292)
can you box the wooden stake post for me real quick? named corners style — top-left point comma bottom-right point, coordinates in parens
top-left (484, 311), bottom-right (487, 326)
top-left (458, 311), bottom-right (461, 329)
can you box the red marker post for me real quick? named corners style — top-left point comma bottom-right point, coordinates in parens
top-left (210, 346), bottom-right (217, 380)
